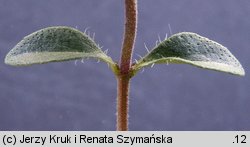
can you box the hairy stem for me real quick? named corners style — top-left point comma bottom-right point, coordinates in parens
top-left (120, 0), bottom-right (137, 74)
top-left (116, 75), bottom-right (130, 131)
top-left (117, 0), bottom-right (137, 131)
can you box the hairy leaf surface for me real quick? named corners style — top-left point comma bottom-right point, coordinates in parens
top-left (5, 26), bottom-right (117, 72)
top-left (133, 32), bottom-right (245, 76)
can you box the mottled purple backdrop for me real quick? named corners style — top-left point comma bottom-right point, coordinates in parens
top-left (0, 0), bottom-right (249, 130)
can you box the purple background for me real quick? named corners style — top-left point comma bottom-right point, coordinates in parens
top-left (0, 0), bottom-right (249, 130)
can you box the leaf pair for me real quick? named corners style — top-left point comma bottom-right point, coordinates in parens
top-left (5, 26), bottom-right (245, 76)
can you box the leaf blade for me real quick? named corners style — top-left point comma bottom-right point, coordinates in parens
top-left (5, 26), bottom-right (116, 69)
top-left (133, 32), bottom-right (245, 76)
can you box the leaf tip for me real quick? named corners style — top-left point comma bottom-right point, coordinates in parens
top-left (4, 51), bottom-right (16, 66)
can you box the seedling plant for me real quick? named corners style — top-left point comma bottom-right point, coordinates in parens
top-left (5, 0), bottom-right (245, 131)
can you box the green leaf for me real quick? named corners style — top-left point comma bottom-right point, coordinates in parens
top-left (133, 32), bottom-right (245, 76)
top-left (5, 26), bottom-right (118, 73)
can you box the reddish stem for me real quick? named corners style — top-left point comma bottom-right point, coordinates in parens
top-left (120, 0), bottom-right (137, 74)
top-left (116, 0), bottom-right (137, 131)
top-left (116, 75), bottom-right (130, 131)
